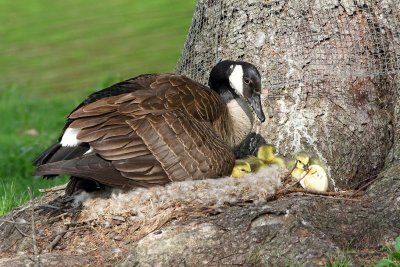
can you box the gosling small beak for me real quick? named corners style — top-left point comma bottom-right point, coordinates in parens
top-left (303, 163), bottom-right (309, 171)
top-left (247, 94), bottom-right (265, 122)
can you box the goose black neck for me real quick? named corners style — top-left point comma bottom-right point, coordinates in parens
top-left (208, 60), bottom-right (236, 95)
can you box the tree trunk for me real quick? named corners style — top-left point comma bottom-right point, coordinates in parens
top-left (1, 0), bottom-right (400, 266)
top-left (177, 0), bottom-right (400, 189)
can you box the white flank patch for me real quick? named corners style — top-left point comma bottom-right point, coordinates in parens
top-left (229, 65), bottom-right (244, 96)
top-left (60, 127), bottom-right (82, 147)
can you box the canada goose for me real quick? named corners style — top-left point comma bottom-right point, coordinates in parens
top-left (33, 60), bottom-right (265, 194)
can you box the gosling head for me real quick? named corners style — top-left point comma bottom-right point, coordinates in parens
top-left (231, 160), bottom-right (252, 178)
top-left (208, 60), bottom-right (265, 122)
top-left (295, 153), bottom-right (310, 171)
top-left (257, 144), bottom-right (276, 162)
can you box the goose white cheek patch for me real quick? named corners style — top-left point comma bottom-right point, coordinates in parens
top-left (229, 65), bottom-right (244, 96)
top-left (60, 128), bottom-right (82, 147)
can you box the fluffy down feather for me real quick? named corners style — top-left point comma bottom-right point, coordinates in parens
top-left (73, 166), bottom-right (284, 221)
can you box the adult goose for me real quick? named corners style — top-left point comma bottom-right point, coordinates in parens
top-left (33, 60), bottom-right (265, 195)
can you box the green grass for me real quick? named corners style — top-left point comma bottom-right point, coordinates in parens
top-left (0, 0), bottom-right (195, 97)
top-left (0, 87), bottom-right (75, 215)
top-left (326, 255), bottom-right (352, 267)
top-left (0, 0), bottom-right (195, 215)
top-left (375, 236), bottom-right (400, 267)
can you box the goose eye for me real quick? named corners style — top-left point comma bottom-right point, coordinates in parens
top-left (244, 78), bottom-right (251, 85)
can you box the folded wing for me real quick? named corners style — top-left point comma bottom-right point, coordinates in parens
top-left (34, 74), bottom-right (235, 191)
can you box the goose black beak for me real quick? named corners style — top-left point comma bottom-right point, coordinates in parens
top-left (247, 94), bottom-right (265, 122)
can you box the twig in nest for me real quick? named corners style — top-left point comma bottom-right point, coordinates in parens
top-left (6, 215), bottom-right (36, 248)
top-left (47, 225), bottom-right (69, 252)
top-left (47, 213), bottom-right (81, 252)
top-left (6, 215), bottom-right (31, 239)
top-left (0, 205), bottom-right (32, 229)
top-left (39, 184), bottom-right (67, 193)
top-left (14, 224), bottom-right (32, 238)
top-left (43, 205), bottom-right (82, 221)
top-left (48, 225), bottom-right (91, 240)
top-left (47, 224), bottom-right (89, 251)
top-left (279, 163), bottom-right (312, 193)
top-left (45, 212), bottom-right (69, 224)
top-left (286, 168), bottom-right (312, 189)
top-left (65, 218), bottom-right (95, 226)
top-left (28, 187), bottom-right (41, 266)
top-left (38, 204), bottom-right (62, 211)
top-left (283, 163), bottom-right (298, 181)
top-left (267, 185), bottom-right (362, 201)
top-left (288, 188), bottom-right (363, 199)
top-left (350, 176), bottom-right (379, 197)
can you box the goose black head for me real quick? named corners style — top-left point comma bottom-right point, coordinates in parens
top-left (208, 60), bottom-right (265, 122)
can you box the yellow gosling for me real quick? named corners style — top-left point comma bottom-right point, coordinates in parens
top-left (256, 144), bottom-right (286, 168)
top-left (231, 156), bottom-right (266, 178)
top-left (288, 152), bottom-right (310, 181)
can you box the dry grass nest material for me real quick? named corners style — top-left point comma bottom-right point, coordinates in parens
top-left (0, 167), bottom-right (284, 260)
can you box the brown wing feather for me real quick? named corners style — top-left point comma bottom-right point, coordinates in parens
top-left (36, 73), bottom-right (234, 191)
top-left (34, 154), bottom-right (159, 189)
top-left (128, 110), bottom-right (235, 182)
top-left (68, 74), bottom-right (226, 124)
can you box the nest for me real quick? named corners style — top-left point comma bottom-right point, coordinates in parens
top-left (76, 165), bottom-right (284, 227)
top-left (0, 166), bottom-right (284, 262)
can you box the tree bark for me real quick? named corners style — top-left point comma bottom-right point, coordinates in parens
top-left (177, 0), bottom-right (400, 189)
top-left (0, 164), bottom-right (399, 266)
top-left (1, 0), bottom-right (400, 266)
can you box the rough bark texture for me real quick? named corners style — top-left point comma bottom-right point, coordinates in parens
top-left (177, 0), bottom-right (400, 189)
top-left (0, 164), bottom-right (399, 266)
top-left (1, 0), bottom-right (400, 266)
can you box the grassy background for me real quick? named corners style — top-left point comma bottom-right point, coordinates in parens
top-left (0, 0), bottom-right (195, 215)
